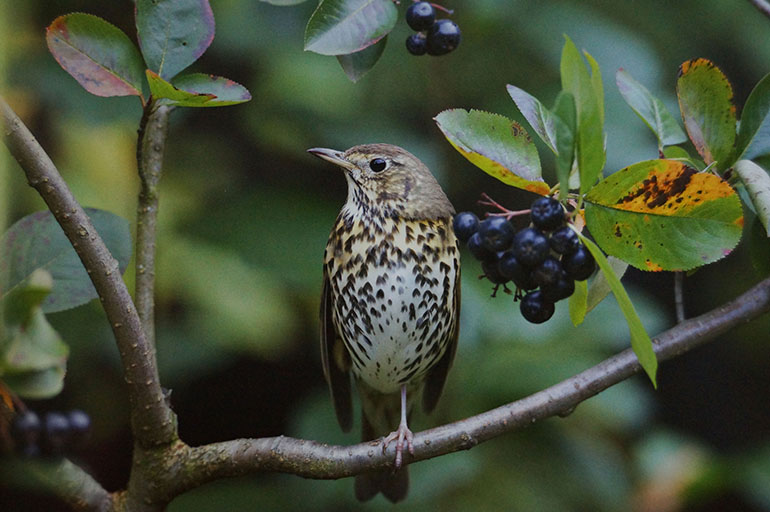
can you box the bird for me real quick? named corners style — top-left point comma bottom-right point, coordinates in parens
top-left (308, 143), bottom-right (460, 503)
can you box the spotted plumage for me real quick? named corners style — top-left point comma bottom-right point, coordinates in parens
top-left (310, 144), bottom-right (460, 503)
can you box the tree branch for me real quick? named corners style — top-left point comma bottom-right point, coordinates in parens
top-left (135, 102), bottom-right (171, 348)
top-left (0, 96), bottom-right (177, 448)
top-left (169, 276), bottom-right (770, 492)
top-left (749, 0), bottom-right (770, 19)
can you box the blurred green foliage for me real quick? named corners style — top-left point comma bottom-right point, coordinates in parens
top-left (1, 0), bottom-right (769, 510)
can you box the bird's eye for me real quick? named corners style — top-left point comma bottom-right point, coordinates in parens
top-left (369, 158), bottom-right (387, 173)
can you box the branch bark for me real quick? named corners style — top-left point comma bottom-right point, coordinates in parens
top-left (135, 102), bottom-right (171, 348)
top-left (0, 96), bottom-right (177, 448)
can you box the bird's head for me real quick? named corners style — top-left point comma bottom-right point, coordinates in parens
top-left (308, 143), bottom-right (454, 220)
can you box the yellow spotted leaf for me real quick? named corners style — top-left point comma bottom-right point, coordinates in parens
top-left (584, 159), bottom-right (743, 271)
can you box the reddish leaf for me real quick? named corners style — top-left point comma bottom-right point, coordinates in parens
top-left (46, 13), bottom-right (145, 98)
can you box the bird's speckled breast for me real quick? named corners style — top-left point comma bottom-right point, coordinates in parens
top-left (324, 210), bottom-right (459, 394)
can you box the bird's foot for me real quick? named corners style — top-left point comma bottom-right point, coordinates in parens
top-left (382, 422), bottom-right (414, 469)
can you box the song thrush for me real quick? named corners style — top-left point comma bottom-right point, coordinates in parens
top-left (309, 144), bottom-right (461, 503)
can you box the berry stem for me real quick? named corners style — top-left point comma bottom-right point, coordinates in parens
top-left (430, 3), bottom-right (454, 14)
top-left (477, 192), bottom-right (529, 220)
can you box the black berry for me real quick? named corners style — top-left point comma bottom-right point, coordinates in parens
top-left (406, 32), bottom-right (427, 56)
top-left (498, 251), bottom-right (536, 290)
top-left (478, 217), bottom-right (514, 252)
top-left (532, 256), bottom-right (563, 288)
top-left (426, 19), bottom-right (461, 56)
top-left (530, 196), bottom-right (565, 231)
top-left (406, 2), bottom-right (436, 31)
top-left (550, 225), bottom-right (581, 254)
top-left (541, 273), bottom-right (575, 302)
top-left (453, 212), bottom-right (480, 243)
top-left (467, 231), bottom-right (496, 262)
top-left (67, 410), bottom-right (91, 437)
top-left (563, 245), bottom-right (596, 281)
top-left (520, 290), bottom-right (555, 324)
top-left (43, 412), bottom-right (71, 455)
top-left (482, 258), bottom-right (509, 284)
top-left (512, 227), bottom-right (549, 266)
top-left (11, 410), bottom-right (42, 447)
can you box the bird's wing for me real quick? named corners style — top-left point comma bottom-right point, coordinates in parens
top-left (422, 266), bottom-right (461, 413)
top-left (321, 271), bottom-right (353, 431)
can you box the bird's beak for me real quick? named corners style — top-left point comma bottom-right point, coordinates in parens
top-left (308, 147), bottom-right (356, 171)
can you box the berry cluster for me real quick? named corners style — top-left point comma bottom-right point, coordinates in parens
top-left (405, 2), bottom-right (461, 56)
top-left (10, 409), bottom-right (91, 457)
top-left (454, 196), bottom-right (596, 324)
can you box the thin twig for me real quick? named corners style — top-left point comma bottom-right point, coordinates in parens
top-left (0, 96), bottom-right (177, 448)
top-left (135, 101), bottom-right (171, 347)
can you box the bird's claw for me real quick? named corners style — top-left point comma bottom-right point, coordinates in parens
top-left (382, 424), bottom-right (414, 469)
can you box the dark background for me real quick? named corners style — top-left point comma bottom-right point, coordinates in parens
top-left (1, 1), bottom-right (769, 510)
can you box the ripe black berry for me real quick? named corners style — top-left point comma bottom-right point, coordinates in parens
top-left (541, 273), bottom-right (575, 302)
top-left (467, 231), bottom-right (496, 262)
top-left (67, 410), bottom-right (91, 437)
top-left (550, 225), bottom-right (581, 254)
top-left (520, 290), bottom-right (555, 324)
top-left (43, 412), bottom-right (71, 454)
top-left (478, 216), bottom-right (514, 252)
top-left (406, 2), bottom-right (436, 31)
top-left (453, 212), bottom-right (480, 243)
top-left (498, 251), bottom-right (536, 290)
top-left (563, 245), bottom-right (596, 281)
top-left (406, 32), bottom-right (427, 56)
top-left (532, 256), bottom-right (563, 287)
top-left (11, 410), bottom-right (42, 447)
top-left (426, 19), bottom-right (461, 56)
top-left (512, 227), bottom-right (549, 266)
top-left (530, 196), bottom-right (565, 231)
top-left (482, 258), bottom-right (509, 284)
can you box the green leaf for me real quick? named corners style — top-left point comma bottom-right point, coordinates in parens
top-left (304, 0), bottom-right (397, 56)
top-left (260, 0), bottom-right (308, 4)
top-left (735, 72), bottom-right (770, 161)
top-left (336, 36), bottom-right (387, 83)
top-left (676, 59), bottom-right (736, 170)
top-left (2, 367), bottom-right (66, 400)
top-left (172, 73), bottom-right (252, 106)
top-left (584, 159), bottom-right (743, 271)
top-left (560, 36), bottom-right (605, 195)
top-left (575, 231), bottom-right (657, 387)
top-left (734, 159), bottom-right (770, 236)
top-left (586, 256), bottom-right (628, 313)
top-left (434, 109), bottom-right (550, 195)
top-left (136, 0), bottom-right (215, 80)
top-left (46, 13), bottom-right (145, 98)
top-left (662, 145), bottom-right (705, 170)
top-left (147, 70), bottom-right (215, 106)
top-left (506, 84), bottom-right (559, 154)
top-left (553, 92), bottom-right (576, 200)
top-left (0, 209), bottom-right (132, 313)
top-left (616, 69), bottom-right (687, 149)
top-left (1, 270), bottom-right (68, 400)
top-left (569, 279), bottom-right (587, 326)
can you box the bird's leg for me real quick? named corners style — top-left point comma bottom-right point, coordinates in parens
top-left (382, 384), bottom-right (414, 469)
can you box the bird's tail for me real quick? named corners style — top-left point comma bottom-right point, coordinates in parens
top-left (354, 413), bottom-right (409, 503)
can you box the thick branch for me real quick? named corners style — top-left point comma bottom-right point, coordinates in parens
top-left (135, 102), bottom-right (170, 347)
top-left (0, 96), bottom-right (176, 448)
top-left (173, 276), bottom-right (770, 490)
